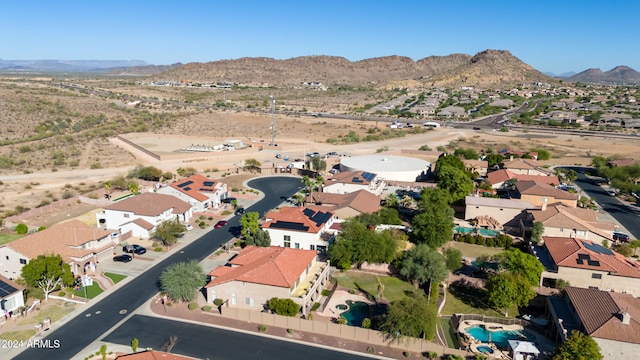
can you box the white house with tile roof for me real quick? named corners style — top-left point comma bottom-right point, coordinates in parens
top-left (0, 274), bottom-right (25, 313)
top-left (204, 246), bottom-right (330, 317)
top-left (0, 219), bottom-right (117, 278)
top-left (156, 174), bottom-right (228, 212)
top-left (261, 207), bottom-right (335, 253)
top-left (323, 170), bottom-right (385, 195)
top-left (96, 192), bottom-right (192, 238)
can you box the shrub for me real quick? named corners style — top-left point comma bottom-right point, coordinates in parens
top-left (337, 316), bottom-right (347, 325)
top-left (201, 305), bottom-right (212, 312)
top-left (268, 297), bottom-right (301, 316)
top-left (258, 325), bottom-right (267, 332)
top-left (213, 298), bottom-right (224, 306)
top-left (321, 289), bottom-right (331, 296)
top-left (310, 302), bottom-right (321, 311)
top-left (403, 351), bottom-right (411, 358)
top-left (485, 237), bottom-right (496, 247)
top-left (208, 216), bottom-right (213, 220)
top-left (37, 226), bottom-right (47, 232)
top-left (152, 242), bottom-right (158, 247)
top-left (307, 313), bottom-right (314, 320)
top-left (154, 247), bottom-right (163, 252)
top-left (199, 221), bottom-right (205, 227)
top-left (287, 328), bottom-right (294, 334)
top-left (58, 291), bottom-right (66, 297)
top-left (475, 235), bottom-right (486, 246)
top-left (367, 346), bottom-right (375, 354)
top-left (188, 302), bottom-right (198, 310)
top-left (15, 223), bottom-right (28, 234)
top-left (361, 318), bottom-right (371, 329)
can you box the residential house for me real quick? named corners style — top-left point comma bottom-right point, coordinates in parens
top-left (463, 159), bottom-right (489, 177)
top-left (522, 203), bottom-right (614, 243)
top-left (0, 220), bottom-right (116, 278)
top-left (502, 158), bottom-right (551, 176)
top-left (546, 286), bottom-right (640, 359)
top-left (204, 246), bottom-right (330, 317)
top-left (0, 274), bottom-right (25, 314)
top-left (464, 196), bottom-right (535, 230)
top-left (487, 169), bottom-right (560, 189)
top-left (96, 192), bottom-right (192, 238)
top-left (157, 174), bottom-right (228, 212)
top-left (515, 180), bottom-right (578, 208)
top-left (261, 207), bottom-right (335, 253)
top-left (323, 171), bottom-right (385, 196)
top-left (305, 190), bottom-right (382, 219)
top-left (537, 237), bottom-right (640, 295)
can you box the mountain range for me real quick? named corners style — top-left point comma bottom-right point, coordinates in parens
top-left (1, 52), bottom-right (639, 86)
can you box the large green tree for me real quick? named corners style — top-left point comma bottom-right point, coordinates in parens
top-left (268, 297), bottom-right (300, 316)
top-left (530, 221), bottom-right (544, 245)
top-left (245, 228), bottom-right (271, 247)
top-left (496, 248), bottom-right (544, 287)
top-left (239, 212), bottom-right (260, 238)
top-left (159, 260), bottom-right (206, 302)
top-left (128, 165), bottom-right (163, 181)
top-left (380, 291), bottom-right (437, 342)
top-left (444, 247), bottom-right (463, 272)
top-left (485, 272), bottom-right (535, 316)
top-left (399, 244), bottom-right (448, 300)
top-left (411, 188), bottom-right (454, 248)
top-left (328, 219), bottom-right (398, 269)
top-left (436, 166), bottom-right (474, 203)
top-left (152, 219), bottom-right (186, 247)
top-left (552, 330), bottom-right (603, 360)
top-left (21, 254), bottom-right (74, 300)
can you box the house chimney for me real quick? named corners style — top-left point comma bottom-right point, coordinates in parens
top-left (510, 155), bottom-right (513, 161)
top-left (620, 311), bottom-right (631, 325)
top-left (541, 200), bottom-right (547, 211)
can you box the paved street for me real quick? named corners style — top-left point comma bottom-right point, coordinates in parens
top-left (12, 176), bottom-right (304, 360)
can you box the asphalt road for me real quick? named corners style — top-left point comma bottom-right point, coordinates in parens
top-left (102, 315), bottom-right (373, 360)
top-left (565, 166), bottom-right (640, 240)
top-left (14, 176), bottom-right (303, 360)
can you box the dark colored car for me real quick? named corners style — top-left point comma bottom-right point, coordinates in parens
top-left (123, 244), bottom-right (147, 255)
top-left (613, 232), bottom-right (630, 242)
top-left (214, 220), bottom-right (228, 229)
top-left (473, 127), bottom-right (482, 130)
top-left (222, 197), bottom-right (237, 204)
top-left (235, 207), bottom-right (245, 216)
top-left (113, 254), bottom-right (132, 263)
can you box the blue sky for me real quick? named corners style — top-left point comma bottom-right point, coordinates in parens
top-left (2, 1), bottom-right (639, 74)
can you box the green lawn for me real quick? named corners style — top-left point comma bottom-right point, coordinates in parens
top-left (0, 329), bottom-right (36, 341)
top-left (104, 272), bottom-right (127, 284)
top-left (441, 284), bottom-right (519, 318)
top-left (0, 233), bottom-right (23, 246)
top-left (18, 304), bottom-right (76, 326)
top-left (333, 271), bottom-right (415, 303)
top-left (73, 282), bottom-right (103, 299)
top-left (446, 241), bottom-right (506, 259)
top-left (439, 317), bottom-right (459, 349)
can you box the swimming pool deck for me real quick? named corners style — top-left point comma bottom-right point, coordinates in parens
top-left (316, 290), bottom-right (373, 319)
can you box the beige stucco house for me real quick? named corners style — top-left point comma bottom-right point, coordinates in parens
top-left (305, 189), bottom-right (382, 219)
top-left (464, 196), bottom-right (535, 228)
top-left (204, 246), bottom-right (330, 317)
top-left (515, 180), bottom-right (578, 208)
top-left (0, 219), bottom-right (116, 279)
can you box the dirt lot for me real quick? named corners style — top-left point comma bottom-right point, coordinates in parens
top-left (2, 111), bottom-right (640, 227)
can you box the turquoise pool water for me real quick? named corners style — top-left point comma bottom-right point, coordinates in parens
top-left (455, 226), bottom-right (499, 237)
top-left (465, 325), bottom-right (534, 349)
top-left (477, 345), bottom-right (494, 354)
top-left (339, 300), bottom-right (370, 327)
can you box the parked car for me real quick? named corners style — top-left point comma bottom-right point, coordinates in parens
top-left (222, 197), bottom-right (237, 204)
top-left (235, 207), bottom-right (245, 216)
top-left (113, 254), bottom-right (132, 263)
top-left (214, 220), bottom-right (228, 229)
top-left (123, 244), bottom-right (146, 255)
top-left (607, 190), bottom-right (617, 196)
top-left (473, 127), bottom-right (482, 130)
top-left (613, 232), bottom-right (630, 242)
top-left (185, 224), bottom-right (193, 231)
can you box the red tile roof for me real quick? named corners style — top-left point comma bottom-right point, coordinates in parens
top-left (306, 190), bottom-right (381, 214)
top-left (262, 207), bottom-right (333, 234)
top-left (104, 192), bottom-right (191, 216)
top-left (205, 246), bottom-right (317, 288)
top-left (516, 180), bottom-right (578, 200)
top-left (565, 286), bottom-right (640, 344)
top-left (327, 171), bottom-right (376, 185)
top-left (543, 236), bottom-right (640, 278)
top-left (7, 219), bottom-right (113, 263)
top-left (168, 174), bottom-right (223, 202)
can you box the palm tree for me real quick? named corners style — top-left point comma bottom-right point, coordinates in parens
top-left (292, 193), bottom-right (305, 207)
top-left (302, 175), bottom-right (314, 194)
top-left (128, 182), bottom-right (140, 195)
top-left (103, 181), bottom-right (112, 199)
top-left (315, 175), bottom-right (325, 193)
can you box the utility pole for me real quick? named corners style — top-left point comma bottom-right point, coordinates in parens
top-left (270, 95), bottom-right (275, 146)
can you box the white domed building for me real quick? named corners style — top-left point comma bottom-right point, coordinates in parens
top-left (339, 155), bottom-right (431, 182)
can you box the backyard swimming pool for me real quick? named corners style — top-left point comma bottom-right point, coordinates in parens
top-left (465, 325), bottom-right (535, 349)
top-left (339, 300), bottom-right (371, 327)
top-left (455, 226), bottom-right (499, 237)
top-left (477, 345), bottom-right (494, 354)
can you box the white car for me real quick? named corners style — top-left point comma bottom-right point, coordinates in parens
top-left (186, 224), bottom-right (193, 231)
top-left (607, 190), bottom-right (617, 197)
